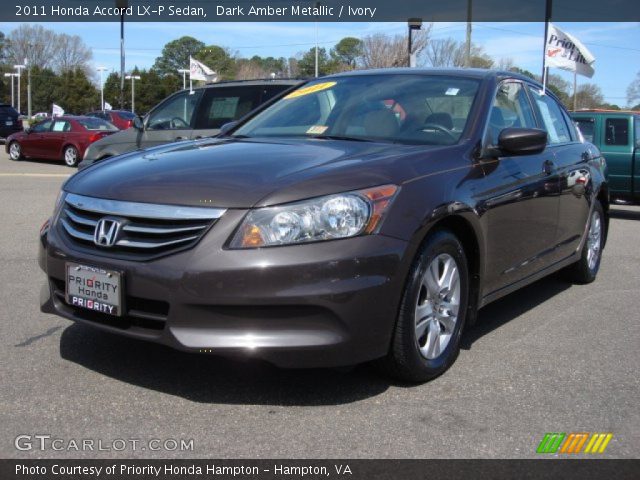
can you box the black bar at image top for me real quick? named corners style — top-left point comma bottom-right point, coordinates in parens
top-left (4, 0), bottom-right (640, 22)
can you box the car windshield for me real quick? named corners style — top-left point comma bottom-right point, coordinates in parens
top-left (233, 74), bottom-right (480, 145)
top-left (77, 118), bottom-right (118, 131)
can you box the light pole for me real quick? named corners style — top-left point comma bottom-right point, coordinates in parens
top-left (125, 74), bottom-right (140, 113)
top-left (25, 57), bottom-right (32, 118)
top-left (4, 73), bottom-right (17, 108)
top-left (14, 64), bottom-right (25, 114)
top-left (97, 66), bottom-right (107, 111)
top-left (314, 2), bottom-right (321, 78)
top-left (178, 69), bottom-right (189, 90)
top-left (115, 0), bottom-right (128, 109)
top-left (407, 19), bottom-right (422, 68)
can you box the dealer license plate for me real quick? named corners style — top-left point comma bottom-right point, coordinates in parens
top-left (65, 263), bottom-right (122, 316)
top-left (5, 120), bottom-right (13, 125)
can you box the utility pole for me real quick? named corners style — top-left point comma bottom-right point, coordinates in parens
top-left (465, 0), bottom-right (472, 67)
top-left (116, 0), bottom-right (128, 109)
top-left (125, 74), bottom-right (140, 113)
top-left (97, 66), bottom-right (107, 111)
top-left (4, 73), bottom-right (16, 108)
top-left (178, 69), bottom-right (189, 90)
top-left (26, 58), bottom-right (31, 118)
top-left (408, 18), bottom-right (422, 67)
top-left (14, 64), bottom-right (25, 114)
top-left (541, 0), bottom-right (553, 92)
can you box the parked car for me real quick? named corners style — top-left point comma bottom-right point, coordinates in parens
top-left (571, 110), bottom-right (640, 204)
top-left (85, 110), bottom-right (136, 130)
top-left (6, 116), bottom-right (118, 167)
top-left (79, 79), bottom-right (302, 168)
top-left (39, 69), bottom-right (608, 382)
top-left (0, 103), bottom-right (22, 142)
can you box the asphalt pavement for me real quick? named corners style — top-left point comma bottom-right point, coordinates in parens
top-left (1, 152), bottom-right (638, 459)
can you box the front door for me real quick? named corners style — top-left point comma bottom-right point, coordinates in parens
top-left (140, 90), bottom-right (202, 149)
top-left (478, 81), bottom-right (561, 296)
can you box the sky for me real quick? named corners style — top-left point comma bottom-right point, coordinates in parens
top-left (1, 21), bottom-right (638, 105)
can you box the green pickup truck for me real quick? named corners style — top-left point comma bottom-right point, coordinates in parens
top-left (572, 110), bottom-right (640, 204)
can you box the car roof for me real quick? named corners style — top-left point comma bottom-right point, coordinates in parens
top-left (187, 78), bottom-right (302, 91)
top-left (571, 109), bottom-right (640, 116)
top-left (325, 67), bottom-right (539, 84)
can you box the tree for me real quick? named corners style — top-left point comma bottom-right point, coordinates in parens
top-left (574, 83), bottom-right (605, 110)
top-left (194, 45), bottom-right (235, 80)
top-left (423, 38), bottom-right (459, 67)
top-left (297, 47), bottom-right (332, 77)
top-left (153, 36), bottom-right (205, 76)
top-left (54, 34), bottom-right (93, 76)
top-left (627, 71), bottom-right (640, 107)
top-left (26, 66), bottom-right (60, 113)
top-left (360, 32), bottom-right (428, 69)
top-left (52, 68), bottom-right (99, 113)
top-left (331, 37), bottom-right (363, 69)
top-left (5, 24), bottom-right (58, 70)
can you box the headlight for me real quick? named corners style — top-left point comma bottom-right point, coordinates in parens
top-left (229, 185), bottom-right (398, 248)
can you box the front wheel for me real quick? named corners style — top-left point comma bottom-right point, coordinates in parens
top-left (565, 200), bottom-right (605, 284)
top-left (63, 145), bottom-right (79, 167)
top-left (9, 141), bottom-right (22, 161)
top-left (379, 230), bottom-right (469, 383)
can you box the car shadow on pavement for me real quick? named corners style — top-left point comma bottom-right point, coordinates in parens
top-left (59, 273), bottom-right (572, 405)
top-left (59, 324), bottom-right (392, 406)
top-left (609, 208), bottom-right (640, 221)
top-left (460, 272), bottom-right (571, 350)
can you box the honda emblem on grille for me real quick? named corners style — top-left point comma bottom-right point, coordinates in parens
top-left (94, 218), bottom-right (121, 247)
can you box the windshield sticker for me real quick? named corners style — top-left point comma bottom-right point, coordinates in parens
top-left (285, 82), bottom-right (337, 99)
top-left (306, 125), bottom-right (328, 135)
top-left (445, 88), bottom-right (460, 96)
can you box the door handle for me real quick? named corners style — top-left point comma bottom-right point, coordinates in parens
top-left (175, 136), bottom-right (185, 141)
top-left (543, 160), bottom-right (557, 175)
top-left (194, 136), bottom-right (203, 139)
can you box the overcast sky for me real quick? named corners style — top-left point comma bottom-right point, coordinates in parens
top-left (1, 21), bottom-right (638, 105)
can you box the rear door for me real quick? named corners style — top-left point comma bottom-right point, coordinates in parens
top-left (42, 120), bottom-right (72, 158)
top-left (527, 86), bottom-right (591, 262)
top-left (141, 90), bottom-right (202, 148)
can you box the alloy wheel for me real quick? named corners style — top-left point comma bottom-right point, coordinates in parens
top-left (9, 142), bottom-right (20, 160)
top-left (64, 147), bottom-right (78, 166)
top-left (415, 253), bottom-right (461, 360)
top-left (586, 209), bottom-right (602, 271)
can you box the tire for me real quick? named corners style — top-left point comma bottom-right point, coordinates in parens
top-left (63, 145), bottom-right (79, 167)
top-left (379, 229), bottom-right (469, 383)
top-left (8, 141), bottom-right (22, 161)
top-left (565, 200), bottom-right (605, 284)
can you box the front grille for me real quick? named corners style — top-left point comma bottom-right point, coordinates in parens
top-left (57, 193), bottom-right (226, 261)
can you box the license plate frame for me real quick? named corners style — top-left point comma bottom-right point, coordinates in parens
top-left (65, 262), bottom-right (123, 317)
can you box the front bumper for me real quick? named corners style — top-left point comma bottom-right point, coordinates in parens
top-left (39, 210), bottom-right (410, 368)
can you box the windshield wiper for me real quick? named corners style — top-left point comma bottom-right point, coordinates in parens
top-left (312, 135), bottom-right (374, 143)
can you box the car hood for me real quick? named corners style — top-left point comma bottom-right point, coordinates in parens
top-left (65, 137), bottom-right (456, 208)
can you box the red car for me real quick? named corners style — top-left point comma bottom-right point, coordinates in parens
top-left (85, 110), bottom-right (136, 130)
top-left (6, 116), bottom-right (118, 167)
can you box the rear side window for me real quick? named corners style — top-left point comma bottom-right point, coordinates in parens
top-left (528, 87), bottom-right (572, 144)
top-left (117, 111), bottom-right (136, 119)
top-left (605, 118), bottom-right (629, 146)
top-left (77, 118), bottom-right (118, 131)
top-left (52, 121), bottom-right (71, 132)
top-left (196, 87), bottom-right (261, 129)
top-left (635, 118), bottom-right (640, 147)
top-left (575, 117), bottom-right (595, 143)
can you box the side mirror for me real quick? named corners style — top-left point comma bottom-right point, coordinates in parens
top-left (219, 121), bottom-right (238, 136)
top-left (133, 116), bottom-right (144, 131)
top-left (497, 128), bottom-right (547, 156)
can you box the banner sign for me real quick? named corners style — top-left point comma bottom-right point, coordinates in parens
top-left (546, 23), bottom-right (596, 78)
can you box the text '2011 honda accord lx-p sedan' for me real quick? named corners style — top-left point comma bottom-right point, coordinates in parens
top-left (39, 69), bottom-right (608, 382)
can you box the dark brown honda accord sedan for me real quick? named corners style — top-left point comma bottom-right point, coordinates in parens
top-left (39, 69), bottom-right (608, 382)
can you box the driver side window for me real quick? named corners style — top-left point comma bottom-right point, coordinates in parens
top-left (32, 120), bottom-right (52, 133)
top-left (147, 91), bottom-right (201, 131)
top-left (488, 82), bottom-right (536, 145)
